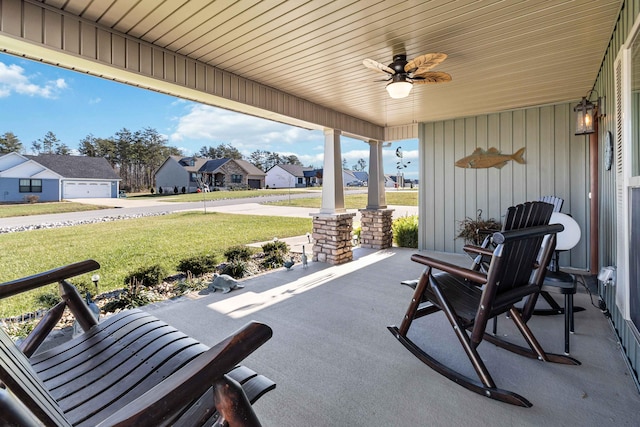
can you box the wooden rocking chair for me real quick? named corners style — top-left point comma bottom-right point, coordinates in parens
top-left (0, 260), bottom-right (275, 426)
top-left (388, 222), bottom-right (580, 407)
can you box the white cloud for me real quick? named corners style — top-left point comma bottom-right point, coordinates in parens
top-left (89, 97), bottom-right (101, 104)
top-left (169, 104), bottom-right (317, 152)
top-left (0, 62), bottom-right (67, 98)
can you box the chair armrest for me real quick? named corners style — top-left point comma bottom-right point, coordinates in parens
top-left (411, 254), bottom-right (487, 285)
top-left (0, 260), bottom-right (100, 299)
top-left (97, 321), bottom-right (273, 427)
top-left (462, 245), bottom-right (494, 257)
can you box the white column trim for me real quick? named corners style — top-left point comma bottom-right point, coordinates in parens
top-left (366, 139), bottom-right (387, 209)
top-left (320, 129), bottom-right (346, 214)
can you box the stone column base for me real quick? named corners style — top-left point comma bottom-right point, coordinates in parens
top-left (311, 212), bottom-right (356, 265)
top-left (359, 208), bottom-right (394, 249)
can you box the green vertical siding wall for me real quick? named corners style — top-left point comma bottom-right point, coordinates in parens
top-left (419, 103), bottom-right (589, 269)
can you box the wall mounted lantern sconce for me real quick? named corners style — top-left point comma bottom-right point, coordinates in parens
top-left (574, 90), bottom-right (604, 135)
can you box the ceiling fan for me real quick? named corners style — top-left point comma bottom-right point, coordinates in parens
top-left (362, 53), bottom-right (452, 99)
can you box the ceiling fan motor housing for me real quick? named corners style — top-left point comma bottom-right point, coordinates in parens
top-left (390, 54), bottom-right (408, 74)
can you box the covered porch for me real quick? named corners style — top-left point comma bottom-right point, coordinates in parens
top-left (1, 0), bottom-right (639, 418)
top-left (143, 246), bottom-right (640, 425)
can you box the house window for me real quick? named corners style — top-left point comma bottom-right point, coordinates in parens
top-left (231, 174), bottom-right (242, 184)
top-left (297, 177), bottom-right (303, 185)
top-left (19, 179), bottom-right (42, 193)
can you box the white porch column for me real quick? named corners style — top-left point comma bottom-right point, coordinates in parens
top-left (312, 128), bottom-right (355, 265)
top-left (320, 128), bottom-right (346, 214)
top-left (360, 139), bottom-right (394, 249)
top-left (366, 139), bottom-right (387, 209)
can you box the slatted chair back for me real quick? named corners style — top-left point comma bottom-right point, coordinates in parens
top-left (0, 327), bottom-right (71, 426)
top-left (539, 195), bottom-right (564, 212)
top-left (470, 201), bottom-right (554, 273)
top-left (502, 201), bottom-right (554, 231)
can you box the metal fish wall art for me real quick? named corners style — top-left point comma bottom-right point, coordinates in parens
top-left (455, 147), bottom-right (526, 169)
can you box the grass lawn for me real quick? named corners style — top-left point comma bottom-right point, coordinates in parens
top-left (265, 190), bottom-right (418, 209)
top-left (0, 202), bottom-right (109, 218)
top-left (0, 211), bottom-right (312, 318)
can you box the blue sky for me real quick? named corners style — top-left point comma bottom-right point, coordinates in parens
top-left (0, 52), bottom-right (418, 179)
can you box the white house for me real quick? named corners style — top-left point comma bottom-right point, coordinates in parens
top-left (155, 156), bottom-right (266, 192)
top-left (265, 164), bottom-right (315, 188)
top-left (0, 152), bottom-right (120, 202)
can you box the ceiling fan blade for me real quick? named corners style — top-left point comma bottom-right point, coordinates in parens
top-left (405, 53), bottom-right (447, 73)
top-left (411, 71), bottom-right (452, 84)
top-left (363, 58), bottom-right (395, 75)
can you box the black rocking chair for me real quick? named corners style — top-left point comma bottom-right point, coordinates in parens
top-left (388, 221), bottom-right (579, 407)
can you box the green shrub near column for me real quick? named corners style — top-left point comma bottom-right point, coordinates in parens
top-left (392, 215), bottom-right (419, 248)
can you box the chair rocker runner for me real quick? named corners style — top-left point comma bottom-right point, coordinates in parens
top-left (0, 260), bottom-right (275, 426)
top-left (388, 222), bottom-right (580, 407)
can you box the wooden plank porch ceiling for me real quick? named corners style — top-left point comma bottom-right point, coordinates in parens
top-left (5, 0), bottom-right (623, 140)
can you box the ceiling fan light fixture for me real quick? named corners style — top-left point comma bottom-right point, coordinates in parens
top-left (386, 75), bottom-right (412, 99)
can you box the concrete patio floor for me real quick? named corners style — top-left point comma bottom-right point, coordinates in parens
top-left (144, 247), bottom-right (640, 426)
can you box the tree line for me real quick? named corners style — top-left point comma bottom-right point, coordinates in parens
top-left (0, 129), bottom-right (367, 191)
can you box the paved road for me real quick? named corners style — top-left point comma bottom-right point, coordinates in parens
top-left (0, 189), bottom-right (417, 228)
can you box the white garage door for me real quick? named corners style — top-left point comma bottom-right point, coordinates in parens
top-left (63, 181), bottom-right (111, 198)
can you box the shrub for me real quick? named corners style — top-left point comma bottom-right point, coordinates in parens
top-left (181, 186), bottom-right (186, 194)
top-left (352, 225), bottom-right (361, 246)
top-left (173, 186), bottom-right (178, 194)
top-left (36, 291), bottom-right (60, 309)
top-left (102, 279), bottom-right (152, 312)
top-left (261, 240), bottom-right (288, 268)
top-left (159, 187), bottom-right (163, 194)
top-left (124, 264), bottom-right (167, 288)
top-left (150, 187), bottom-right (155, 194)
top-left (175, 272), bottom-right (209, 293)
top-left (392, 215), bottom-right (419, 248)
top-left (24, 195), bottom-right (39, 203)
top-left (224, 245), bottom-right (252, 262)
top-left (221, 261), bottom-right (248, 279)
top-left (177, 254), bottom-right (218, 276)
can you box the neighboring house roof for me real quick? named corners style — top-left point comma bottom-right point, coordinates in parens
top-left (169, 155), bottom-right (209, 172)
top-left (352, 171), bottom-right (368, 182)
top-left (235, 159), bottom-right (266, 176)
top-left (199, 158), bottom-right (229, 172)
top-left (270, 164), bottom-right (312, 177)
top-left (25, 154), bottom-right (119, 180)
